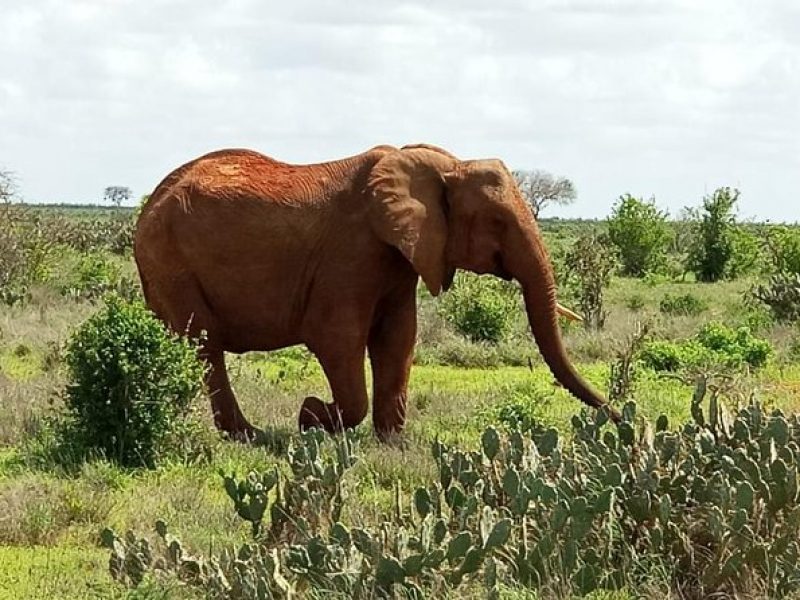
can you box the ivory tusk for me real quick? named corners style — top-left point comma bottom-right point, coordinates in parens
top-left (557, 303), bottom-right (583, 323)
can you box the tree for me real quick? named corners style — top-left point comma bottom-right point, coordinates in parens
top-left (512, 169), bottom-right (576, 218)
top-left (0, 169), bottom-right (15, 203)
top-left (607, 194), bottom-right (671, 277)
top-left (685, 187), bottom-right (740, 282)
top-left (563, 232), bottom-right (618, 330)
top-left (104, 186), bottom-right (132, 208)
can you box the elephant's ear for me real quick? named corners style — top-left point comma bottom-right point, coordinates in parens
top-left (368, 148), bottom-right (457, 296)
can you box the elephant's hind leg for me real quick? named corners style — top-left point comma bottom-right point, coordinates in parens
top-left (203, 348), bottom-right (257, 441)
top-left (143, 272), bottom-right (256, 441)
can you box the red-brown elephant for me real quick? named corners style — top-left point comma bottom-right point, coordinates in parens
top-left (134, 143), bottom-right (618, 441)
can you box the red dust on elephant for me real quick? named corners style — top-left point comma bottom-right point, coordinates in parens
top-left (133, 144), bottom-right (619, 441)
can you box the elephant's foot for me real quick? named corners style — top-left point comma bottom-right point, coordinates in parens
top-left (299, 396), bottom-right (367, 433)
top-left (373, 399), bottom-right (407, 443)
top-left (225, 426), bottom-right (260, 444)
top-left (298, 396), bottom-right (341, 433)
top-left (214, 413), bottom-right (259, 444)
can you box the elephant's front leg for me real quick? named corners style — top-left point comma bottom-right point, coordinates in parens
top-left (368, 291), bottom-right (416, 440)
top-left (298, 345), bottom-right (369, 433)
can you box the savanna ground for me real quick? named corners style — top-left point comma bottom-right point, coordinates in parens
top-left (1, 205), bottom-right (800, 599)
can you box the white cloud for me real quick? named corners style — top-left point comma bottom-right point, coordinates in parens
top-left (0, 0), bottom-right (798, 221)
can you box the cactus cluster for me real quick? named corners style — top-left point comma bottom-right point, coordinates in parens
top-left (104, 383), bottom-right (800, 598)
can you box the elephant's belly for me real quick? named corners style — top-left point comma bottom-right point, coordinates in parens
top-left (196, 272), bottom-right (305, 353)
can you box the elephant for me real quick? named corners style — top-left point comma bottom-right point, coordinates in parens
top-left (134, 143), bottom-right (619, 441)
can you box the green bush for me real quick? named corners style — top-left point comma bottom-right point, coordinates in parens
top-left (658, 292), bottom-right (708, 316)
top-left (440, 273), bottom-right (519, 344)
top-left (641, 322), bottom-right (772, 374)
top-left (607, 194), bottom-right (672, 277)
top-left (624, 294), bottom-right (646, 311)
top-left (726, 226), bottom-right (762, 278)
top-left (61, 252), bottom-right (121, 301)
top-left (62, 295), bottom-right (206, 468)
top-left (685, 187), bottom-right (741, 282)
top-left (764, 226), bottom-right (800, 276)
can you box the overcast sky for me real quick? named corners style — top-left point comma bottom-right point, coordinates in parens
top-left (1, 0), bottom-right (798, 221)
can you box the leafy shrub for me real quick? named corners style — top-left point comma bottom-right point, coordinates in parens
top-left (482, 381), bottom-right (556, 431)
top-left (640, 322), bottom-right (772, 373)
top-left (658, 292), bottom-right (708, 316)
top-left (440, 273), bottom-right (519, 343)
top-left (607, 194), bottom-right (672, 277)
top-left (742, 307), bottom-right (775, 333)
top-left (61, 295), bottom-right (206, 468)
top-left (563, 232), bottom-right (618, 329)
top-left (726, 225), bottom-right (762, 278)
top-left (104, 396), bottom-right (800, 599)
top-left (61, 252), bottom-right (121, 301)
top-left (625, 294), bottom-right (646, 312)
top-left (763, 226), bottom-right (800, 276)
top-left (685, 187), bottom-right (741, 282)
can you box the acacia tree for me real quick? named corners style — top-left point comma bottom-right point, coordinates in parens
top-left (104, 186), bottom-right (132, 208)
top-left (0, 169), bottom-right (14, 202)
top-left (512, 169), bottom-right (577, 218)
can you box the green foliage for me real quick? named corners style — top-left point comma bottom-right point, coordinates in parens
top-left (53, 215), bottom-right (136, 256)
top-left (608, 194), bottom-right (671, 277)
top-left (751, 227), bottom-right (800, 321)
top-left (624, 294), bottom-right (646, 312)
top-left (658, 292), bottom-right (708, 316)
top-left (685, 187), bottom-right (741, 282)
top-left (61, 252), bottom-right (121, 301)
top-left (563, 233), bottom-right (618, 329)
top-left (484, 382), bottom-right (555, 432)
top-left (61, 295), bottom-right (206, 468)
top-left (105, 394), bottom-right (800, 599)
top-left (440, 273), bottom-right (519, 344)
top-left (764, 226), bottom-right (800, 276)
top-left (607, 322), bottom-right (650, 403)
top-left (726, 225), bottom-right (762, 278)
top-left (0, 201), bottom-right (58, 305)
top-left (641, 322), bottom-right (772, 374)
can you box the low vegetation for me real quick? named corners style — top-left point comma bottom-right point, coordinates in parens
top-left (2, 190), bottom-right (800, 598)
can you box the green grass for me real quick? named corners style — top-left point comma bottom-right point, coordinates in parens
top-left (0, 545), bottom-right (121, 599)
top-left (1, 236), bottom-right (800, 598)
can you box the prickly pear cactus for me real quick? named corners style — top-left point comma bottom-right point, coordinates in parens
top-left (104, 388), bottom-right (800, 599)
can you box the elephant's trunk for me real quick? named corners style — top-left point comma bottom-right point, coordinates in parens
top-left (506, 222), bottom-right (621, 422)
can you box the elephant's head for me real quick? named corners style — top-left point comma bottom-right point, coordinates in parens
top-left (368, 145), bottom-right (618, 421)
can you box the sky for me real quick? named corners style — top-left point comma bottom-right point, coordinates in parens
top-left (1, 0), bottom-right (798, 221)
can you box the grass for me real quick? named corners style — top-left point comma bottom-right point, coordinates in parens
top-left (1, 236), bottom-right (799, 598)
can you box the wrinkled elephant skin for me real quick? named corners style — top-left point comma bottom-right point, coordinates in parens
top-left (134, 144), bottom-right (618, 442)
